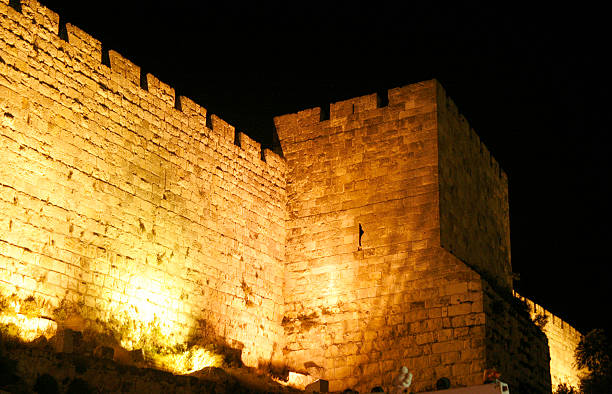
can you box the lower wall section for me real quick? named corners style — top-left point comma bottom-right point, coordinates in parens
top-left (282, 247), bottom-right (488, 393)
top-left (516, 294), bottom-right (583, 389)
top-left (0, 341), bottom-right (275, 393)
top-left (281, 248), bottom-right (560, 394)
top-left (484, 285), bottom-right (552, 394)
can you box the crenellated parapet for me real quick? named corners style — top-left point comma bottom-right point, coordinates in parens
top-left (0, 0), bottom-right (283, 172)
top-left (275, 82), bottom-right (437, 156)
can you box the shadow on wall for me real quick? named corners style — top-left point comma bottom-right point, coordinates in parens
top-left (487, 289), bottom-right (553, 393)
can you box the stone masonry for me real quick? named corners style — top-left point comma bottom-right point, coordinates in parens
top-left (0, 0), bottom-right (286, 368)
top-left (0, 1), bottom-right (581, 393)
top-left (275, 81), bottom-right (551, 392)
top-left (516, 293), bottom-right (584, 389)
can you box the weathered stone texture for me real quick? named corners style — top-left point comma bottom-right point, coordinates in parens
top-left (0, 2), bottom-right (583, 392)
top-left (275, 81), bottom-right (487, 392)
top-left (437, 84), bottom-right (512, 291)
top-left (518, 294), bottom-right (584, 389)
top-left (483, 285), bottom-right (552, 393)
top-left (0, 0), bottom-right (286, 366)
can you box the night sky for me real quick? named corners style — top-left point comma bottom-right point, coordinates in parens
top-left (39, 1), bottom-right (611, 334)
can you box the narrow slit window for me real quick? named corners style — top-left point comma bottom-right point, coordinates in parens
top-left (359, 224), bottom-right (364, 248)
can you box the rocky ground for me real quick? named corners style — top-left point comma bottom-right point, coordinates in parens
top-left (0, 335), bottom-right (302, 393)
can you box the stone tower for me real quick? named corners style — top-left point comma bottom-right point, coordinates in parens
top-left (275, 80), bottom-right (548, 392)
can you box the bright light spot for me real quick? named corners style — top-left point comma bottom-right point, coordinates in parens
top-left (103, 274), bottom-right (184, 352)
top-left (273, 371), bottom-right (315, 390)
top-left (0, 313), bottom-right (57, 341)
top-left (153, 346), bottom-right (224, 374)
top-left (0, 293), bottom-right (57, 342)
top-left (0, 276), bottom-right (225, 376)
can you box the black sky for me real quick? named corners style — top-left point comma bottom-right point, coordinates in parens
top-left (38, 1), bottom-right (611, 334)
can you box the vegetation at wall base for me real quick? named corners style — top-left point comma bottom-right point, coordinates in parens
top-left (575, 328), bottom-right (612, 394)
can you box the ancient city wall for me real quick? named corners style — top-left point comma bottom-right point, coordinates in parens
top-left (516, 293), bottom-right (584, 389)
top-left (275, 81), bottom-right (489, 392)
top-left (436, 84), bottom-right (512, 291)
top-left (0, 0), bottom-right (286, 367)
top-left (484, 286), bottom-right (551, 393)
top-left (0, 1), bottom-right (584, 392)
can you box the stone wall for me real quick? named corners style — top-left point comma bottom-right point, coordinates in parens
top-left (0, 1), bottom-right (584, 391)
top-left (0, 0), bottom-right (286, 367)
top-left (275, 81), bottom-right (488, 392)
top-left (517, 293), bottom-right (584, 389)
top-left (436, 84), bottom-right (512, 291)
top-left (484, 286), bottom-right (552, 393)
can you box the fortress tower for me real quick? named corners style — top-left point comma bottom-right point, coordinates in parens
top-left (274, 81), bottom-right (548, 392)
top-left (0, 1), bottom-right (582, 392)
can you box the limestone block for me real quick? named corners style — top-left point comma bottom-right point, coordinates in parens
top-left (210, 114), bottom-right (235, 143)
top-left (297, 107), bottom-right (322, 128)
top-left (448, 303), bottom-right (473, 317)
top-left (65, 24), bottom-right (101, 60)
top-left (145, 73), bottom-right (175, 107)
top-left (178, 95), bottom-right (207, 133)
top-left (305, 379), bottom-right (329, 392)
top-left (21, 0), bottom-right (59, 34)
top-left (238, 132), bottom-right (261, 160)
top-left (109, 50), bottom-right (140, 86)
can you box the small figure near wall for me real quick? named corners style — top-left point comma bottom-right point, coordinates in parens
top-left (483, 368), bottom-right (501, 383)
top-left (392, 366), bottom-right (412, 393)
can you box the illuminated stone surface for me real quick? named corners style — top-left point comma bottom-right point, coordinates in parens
top-left (274, 81), bottom-right (554, 392)
top-left (0, 1), bottom-right (582, 393)
top-left (0, 0), bottom-right (285, 370)
top-left (517, 293), bottom-right (585, 389)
